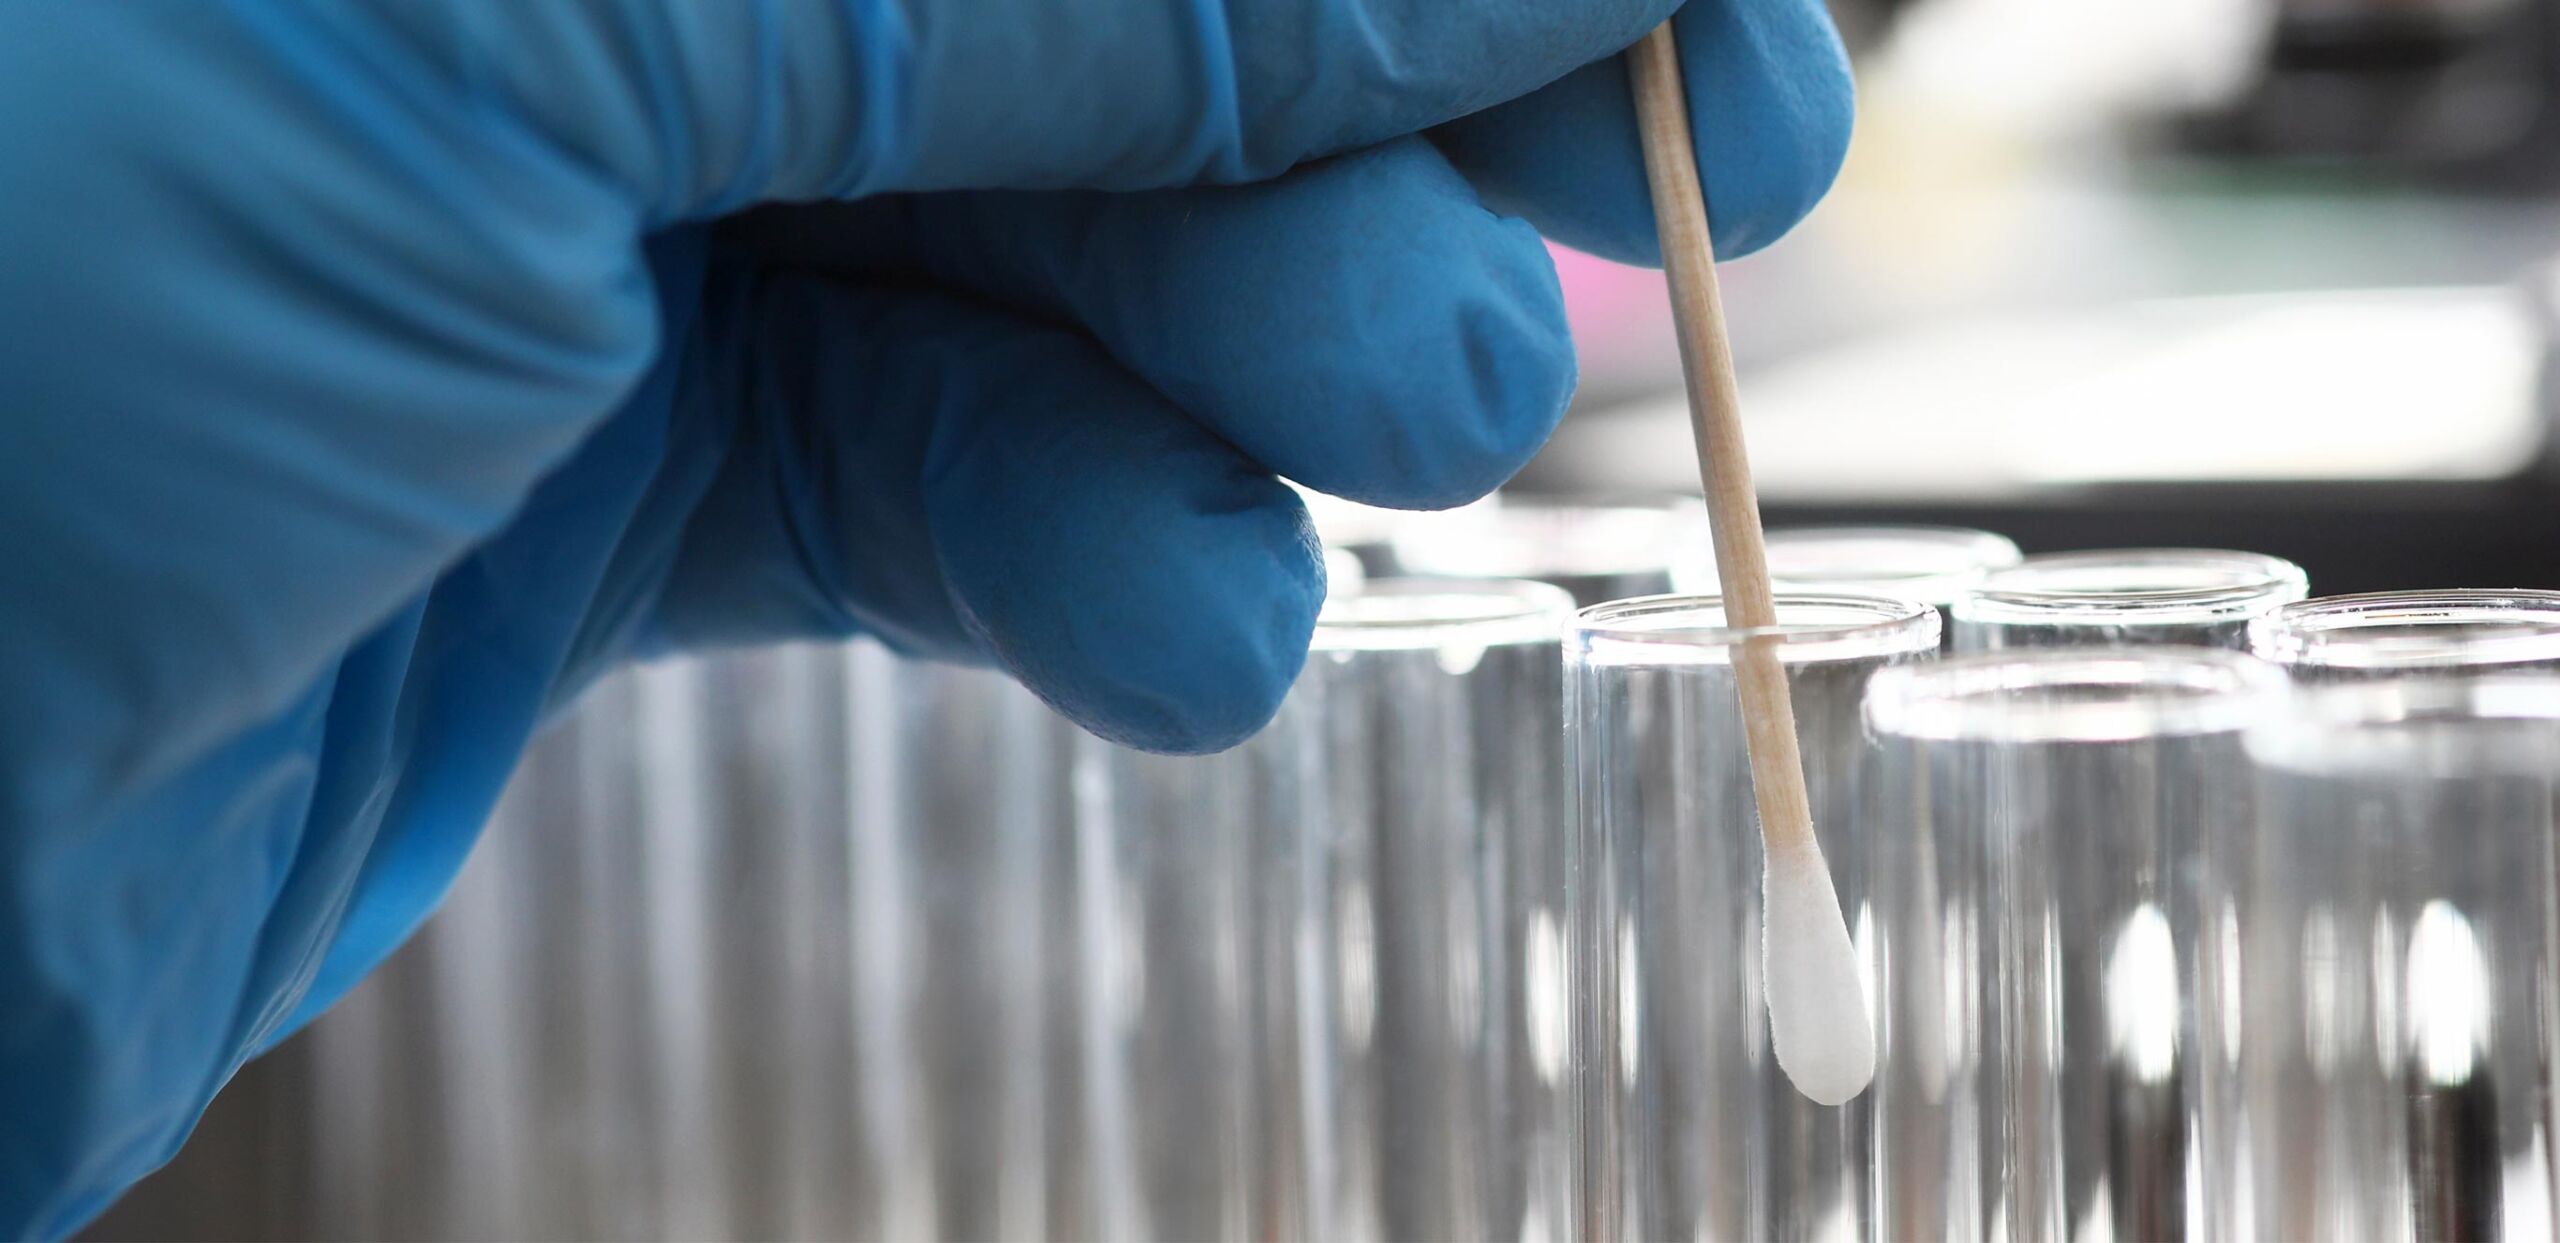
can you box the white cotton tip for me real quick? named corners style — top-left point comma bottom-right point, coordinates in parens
top-left (1763, 835), bottom-right (1875, 1105)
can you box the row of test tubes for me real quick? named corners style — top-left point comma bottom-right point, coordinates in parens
top-left (93, 499), bottom-right (2560, 1242)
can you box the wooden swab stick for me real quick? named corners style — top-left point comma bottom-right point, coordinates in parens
top-left (1625, 23), bottom-right (1874, 1106)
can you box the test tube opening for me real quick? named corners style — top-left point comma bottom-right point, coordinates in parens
top-left (1312, 577), bottom-right (1576, 653)
top-left (1570, 592), bottom-right (1942, 667)
top-left (2248, 589), bottom-right (2560, 674)
top-left (1760, 525), bottom-right (2025, 607)
top-left (1955, 549), bottom-right (2309, 630)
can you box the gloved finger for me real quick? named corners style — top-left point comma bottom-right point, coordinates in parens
top-left (723, 136), bottom-right (1573, 511)
top-left (653, 269), bottom-right (1321, 754)
top-left (354, 0), bottom-right (1678, 214)
top-left (644, 255), bottom-right (983, 667)
top-left (1430, 0), bottom-right (1855, 264)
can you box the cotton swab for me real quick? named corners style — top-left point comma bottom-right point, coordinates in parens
top-left (1623, 23), bottom-right (1875, 1106)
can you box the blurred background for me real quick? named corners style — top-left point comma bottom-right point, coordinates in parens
top-left (85, 0), bottom-right (2560, 1235)
top-left (1542, 0), bottom-right (2560, 591)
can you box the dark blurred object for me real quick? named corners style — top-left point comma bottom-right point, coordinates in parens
top-left (2173, 0), bottom-right (2560, 186)
top-left (1763, 485), bottom-right (2560, 597)
top-left (1826, 0), bottom-right (1925, 54)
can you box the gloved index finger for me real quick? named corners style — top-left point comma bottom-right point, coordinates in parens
top-left (1431, 0), bottom-right (1856, 264)
top-left (733, 135), bottom-right (1577, 512)
top-left (365, 0), bottom-right (1679, 219)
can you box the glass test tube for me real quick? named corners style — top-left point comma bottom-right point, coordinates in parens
top-left (127, 640), bottom-right (1084, 1243)
top-left (567, 643), bottom-right (1078, 1243)
top-left (1074, 578), bottom-right (1576, 1243)
top-left (1070, 708), bottom-right (1289, 1243)
top-left (2217, 677), bottom-right (2560, 1242)
top-left (1570, 593), bottom-right (1940, 1242)
top-left (1950, 549), bottom-right (2308, 652)
top-left (1296, 579), bottom-right (1579, 1243)
top-left (2247, 589), bottom-right (2560, 681)
top-left (1386, 501), bottom-right (1708, 606)
top-left (834, 643), bottom-right (1081, 1243)
top-left (1863, 650), bottom-right (2285, 1243)
top-left (1757, 525), bottom-right (2024, 641)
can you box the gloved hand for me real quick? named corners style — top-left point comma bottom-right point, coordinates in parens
top-left (0, 0), bottom-right (1848, 1232)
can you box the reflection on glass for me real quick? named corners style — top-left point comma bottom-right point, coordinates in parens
top-left (2105, 905), bottom-right (2181, 1086)
top-left (2407, 901), bottom-right (2489, 1090)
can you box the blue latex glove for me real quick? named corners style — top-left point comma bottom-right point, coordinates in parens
top-left (0, 0), bottom-right (1848, 1232)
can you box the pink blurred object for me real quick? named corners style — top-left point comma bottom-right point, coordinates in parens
top-left (1549, 243), bottom-right (1680, 408)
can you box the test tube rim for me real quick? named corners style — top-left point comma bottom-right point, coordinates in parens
top-left (2247, 672), bottom-right (2560, 775)
top-left (1312, 575), bottom-right (1576, 652)
top-left (1952, 548), bottom-right (2310, 628)
top-left (1761, 524), bottom-right (2024, 606)
top-left (2246, 588), bottom-right (2560, 671)
top-left (1863, 647), bottom-right (2287, 743)
top-left (1387, 500), bottom-right (1709, 582)
top-left (1568, 591), bottom-right (1940, 667)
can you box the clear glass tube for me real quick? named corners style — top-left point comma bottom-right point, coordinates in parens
top-left (1753, 524), bottom-right (2024, 613)
top-left (2246, 589), bottom-right (2560, 681)
top-left (1308, 579), bottom-right (1581, 1243)
top-left (110, 641), bottom-right (1090, 1243)
top-left (2214, 676), bottom-right (2560, 1241)
top-left (1863, 649), bottom-right (2286, 1243)
top-left (1385, 501), bottom-right (1709, 606)
top-left (1569, 592), bottom-right (1941, 1241)
top-left (1069, 707), bottom-right (1292, 1243)
top-left (1074, 577), bottom-right (1577, 1243)
top-left (1950, 549), bottom-right (2308, 651)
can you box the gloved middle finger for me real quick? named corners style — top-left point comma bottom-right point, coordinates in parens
top-left (729, 135), bottom-right (1574, 511)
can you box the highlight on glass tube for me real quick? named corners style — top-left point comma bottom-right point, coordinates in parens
top-left (1861, 648), bottom-right (2285, 1243)
top-left (1569, 592), bottom-right (1939, 1242)
top-left (2224, 675), bottom-right (2560, 1243)
top-left (1949, 547), bottom-right (2308, 651)
top-left (1756, 525), bottom-right (2023, 612)
top-left (2247, 588), bottom-right (2560, 680)
top-left (1384, 497), bottom-right (1709, 606)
